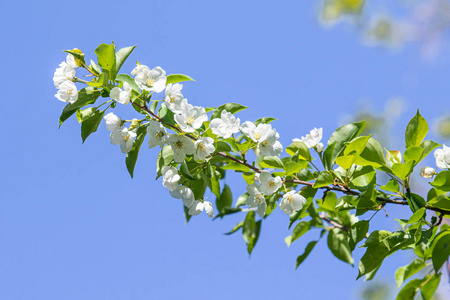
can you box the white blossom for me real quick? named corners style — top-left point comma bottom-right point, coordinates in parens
top-left (316, 142), bottom-right (324, 153)
top-left (188, 200), bottom-right (214, 218)
top-left (55, 80), bottom-right (78, 104)
top-left (162, 166), bottom-right (180, 191)
top-left (240, 121), bottom-right (272, 143)
top-left (434, 144), bottom-right (450, 169)
top-left (170, 186), bottom-right (195, 208)
top-left (246, 183), bottom-right (267, 217)
top-left (110, 82), bottom-right (132, 105)
top-left (258, 129), bottom-right (283, 157)
top-left (210, 110), bottom-right (240, 139)
top-left (132, 65), bottom-right (166, 93)
top-left (420, 167), bottom-right (436, 179)
top-left (104, 112), bottom-right (122, 131)
top-left (167, 135), bottom-right (195, 163)
top-left (279, 191), bottom-right (306, 215)
top-left (164, 83), bottom-right (184, 113)
top-left (66, 54), bottom-right (79, 69)
top-left (174, 102), bottom-right (208, 133)
top-left (110, 127), bottom-right (137, 153)
top-left (53, 62), bottom-right (76, 88)
top-left (147, 120), bottom-right (168, 148)
top-left (293, 127), bottom-right (323, 148)
top-left (194, 137), bottom-right (215, 161)
top-left (259, 171), bottom-right (282, 195)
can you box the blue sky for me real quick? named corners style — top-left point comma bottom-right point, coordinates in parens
top-left (1, 1), bottom-right (449, 299)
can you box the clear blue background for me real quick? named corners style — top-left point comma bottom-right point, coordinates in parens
top-left (1, 1), bottom-right (449, 299)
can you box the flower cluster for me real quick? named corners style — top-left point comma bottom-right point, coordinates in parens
top-left (53, 54), bottom-right (79, 104)
top-left (293, 127), bottom-right (323, 153)
top-left (161, 167), bottom-right (214, 217)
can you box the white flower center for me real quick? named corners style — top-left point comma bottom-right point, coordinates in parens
top-left (123, 134), bottom-right (130, 142)
top-left (156, 131), bottom-right (165, 140)
top-left (175, 141), bottom-right (184, 149)
top-left (254, 132), bottom-right (261, 140)
top-left (261, 139), bottom-right (270, 147)
top-left (198, 143), bottom-right (206, 152)
top-left (147, 78), bottom-right (154, 87)
top-left (186, 116), bottom-right (195, 125)
top-left (256, 194), bottom-right (264, 204)
top-left (67, 89), bottom-right (73, 96)
top-left (170, 96), bottom-right (176, 103)
top-left (288, 195), bottom-right (293, 203)
top-left (268, 180), bottom-right (275, 187)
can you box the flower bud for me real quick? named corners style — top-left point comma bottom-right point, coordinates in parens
top-left (129, 119), bottom-right (140, 131)
top-left (315, 142), bottom-right (324, 153)
top-left (420, 167), bottom-right (435, 179)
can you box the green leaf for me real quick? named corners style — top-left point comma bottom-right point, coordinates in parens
top-left (259, 156), bottom-right (284, 169)
top-left (285, 221), bottom-right (310, 247)
top-left (395, 259), bottom-right (426, 288)
top-left (395, 279), bottom-right (422, 300)
top-left (63, 49), bottom-right (85, 66)
top-left (348, 220), bottom-right (369, 251)
top-left (350, 166), bottom-right (376, 190)
top-left (76, 107), bottom-right (96, 123)
top-left (59, 88), bottom-right (100, 127)
top-left (392, 161), bottom-right (414, 181)
top-left (407, 207), bottom-right (426, 225)
top-left (420, 273), bottom-right (441, 300)
top-left (313, 171), bottom-right (334, 188)
top-left (254, 117), bottom-right (277, 126)
top-left (225, 221), bottom-right (244, 235)
top-left (222, 162), bottom-right (251, 172)
top-left (430, 170), bottom-right (450, 191)
top-left (188, 178), bottom-right (206, 200)
top-left (95, 43), bottom-right (116, 80)
top-left (296, 240), bottom-right (318, 269)
top-left (284, 161), bottom-right (308, 176)
top-left (243, 211), bottom-right (261, 255)
top-left (115, 45), bottom-right (136, 74)
top-left (327, 228), bottom-right (353, 265)
top-left (286, 141), bottom-right (311, 161)
top-left (405, 110), bottom-right (428, 148)
top-left (431, 231), bottom-right (450, 272)
top-left (420, 140), bottom-right (441, 159)
top-left (166, 74), bottom-right (195, 85)
top-left (354, 137), bottom-right (388, 171)
top-left (406, 193), bottom-right (426, 213)
top-left (217, 184), bottom-right (232, 214)
top-left (125, 126), bottom-right (146, 178)
top-left (380, 179), bottom-right (399, 193)
top-left (80, 109), bottom-right (105, 143)
top-left (358, 230), bottom-right (412, 279)
top-left (327, 120), bottom-right (365, 166)
top-left (115, 74), bottom-right (140, 92)
top-left (403, 146), bottom-right (424, 164)
top-left (318, 191), bottom-right (337, 212)
top-left (211, 103), bottom-right (247, 119)
top-left (215, 141), bottom-right (232, 152)
top-left (180, 160), bottom-right (197, 181)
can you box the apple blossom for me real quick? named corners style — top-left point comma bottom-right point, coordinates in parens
top-left (188, 200), bottom-right (214, 217)
top-left (65, 54), bottom-right (79, 69)
top-left (174, 102), bottom-right (208, 133)
top-left (110, 82), bottom-right (132, 105)
top-left (210, 110), bottom-right (240, 139)
top-left (246, 183), bottom-right (267, 217)
top-left (104, 112), bottom-right (122, 131)
top-left (147, 120), bottom-right (168, 149)
top-left (166, 134), bottom-right (195, 163)
top-left (259, 171), bottom-right (282, 195)
top-left (132, 65), bottom-right (166, 93)
top-left (279, 191), bottom-right (306, 215)
top-left (55, 80), bottom-right (78, 104)
top-left (110, 127), bottom-right (137, 153)
top-left (258, 129), bottom-right (283, 157)
top-left (194, 137), bottom-right (215, 161)
top-left (53, 62), bottom-right (76, 88)
top-left (240, 121), bottom-right (272, 143)
top-left (162, 166), bottom-right (180, 191)
top-left (420, 166), bottom-right (436, 179)
top-left (170, 186), bottom-right (195, 208)
top-left (434, 144), bottom-right (450, 169)
top-left (293, 127), bottom-right (323, 148)
top-left (164, 83), bottom-right (185, 113)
